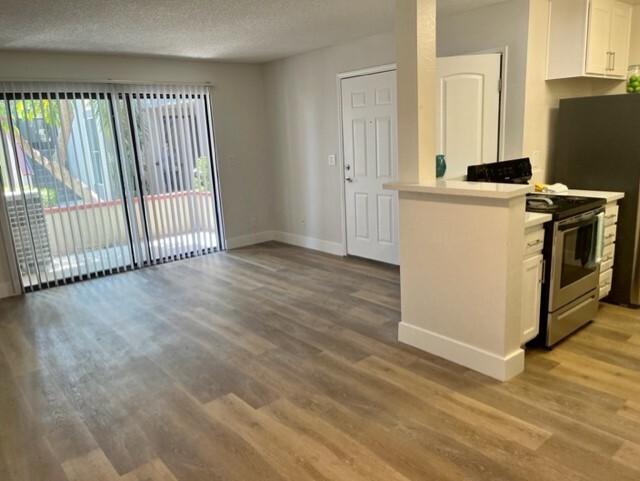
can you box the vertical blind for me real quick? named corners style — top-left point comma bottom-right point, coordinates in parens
top-left (0, 82), bottom-right (224, 291)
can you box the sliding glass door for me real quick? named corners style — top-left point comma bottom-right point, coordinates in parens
top-left (119, 85), bottom-right (221, 263)
top-left (0, 83), bottom-right (223, 291)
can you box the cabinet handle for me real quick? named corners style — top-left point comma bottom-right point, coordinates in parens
top-left (606, 51), bottom-right (612, 71)
top-left (605, 233), bottom-right (615, 239)
top-left (612, 51), bottom-right (616, 72)
top-left (605, 214), bottom-right (616, 219)
top-left (541, 259), bottom-right (546, 284)
top-left (527, 239), bottom-right (543, 247)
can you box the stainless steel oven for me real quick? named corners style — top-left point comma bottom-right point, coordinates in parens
top-left (549, 208), bottom-right (604, 310)
top-left (544, 207), bottom-right (605, 345)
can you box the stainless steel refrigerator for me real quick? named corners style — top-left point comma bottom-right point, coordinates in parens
top-left (551, 93), bottom-right (640, 306)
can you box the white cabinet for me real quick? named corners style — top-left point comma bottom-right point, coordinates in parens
top-left (599, 201), bottom-right (619, 299)
top-left (547, 0), bottom-right (632, 80)
top-left (521, 226), bottom-right (545, 344)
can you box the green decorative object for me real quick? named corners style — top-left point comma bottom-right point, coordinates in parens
top-left (627, 65), bottom-right (640, 94)
top-left (436, 154), bottom-right (446, 178)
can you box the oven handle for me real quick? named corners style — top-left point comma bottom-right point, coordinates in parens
top-left (594, 211), bottom-right (605, 264)
top-left (558, 215), bottom-right (598, 231)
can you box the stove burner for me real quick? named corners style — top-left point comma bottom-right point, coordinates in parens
top-left (526, 193), bottom-right (606, 219)
top-left (561, 196), bottom-right (592, 203)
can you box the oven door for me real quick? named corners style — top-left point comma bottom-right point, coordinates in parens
top-left (548, 208), bottom-right (605, 311)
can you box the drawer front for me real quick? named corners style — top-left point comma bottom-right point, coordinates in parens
top-left (603, 225), bottom-right (617, 246)
top-left (599, 268), bottom-right (613, 299)
top-left (604, 204), bottom-right (619, 227)
top-left (524, 227), bottom-right (545, 256)
top-left (601, 243), bottom-right (615, 272)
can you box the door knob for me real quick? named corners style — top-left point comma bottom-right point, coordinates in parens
top-left (345, 177), bottom-right (353, 183)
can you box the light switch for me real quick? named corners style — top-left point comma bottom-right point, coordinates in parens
top-left (328, 154), bottom-right (336, 166)
top-left (531, 150), bottom-right (540, 168)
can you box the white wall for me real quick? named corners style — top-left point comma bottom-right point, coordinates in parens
top-left (436, 0), bottom-right (530, 161)
top-left (0, 50), bottom-right (275, 295)
top-left (262, 32), bottom-right (395, 249)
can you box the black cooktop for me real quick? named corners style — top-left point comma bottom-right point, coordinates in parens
top-left (526, 193), bottom-right (605, 220)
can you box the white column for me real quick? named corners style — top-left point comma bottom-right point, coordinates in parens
top-left (395, 0), bottom-right (436, 184)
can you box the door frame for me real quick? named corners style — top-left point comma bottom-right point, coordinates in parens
top-left (0, 178), bottom-right (23, 297)
top-left (465, 47), bottom-right (507, 161)
top-left (336, 63), bottom-right (397, 257)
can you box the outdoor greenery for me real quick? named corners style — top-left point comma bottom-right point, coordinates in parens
top-left (38, 187), bottom-right (58, 208)
top-left (193, 156), bottom-right (212, 192)
top-left (0, 99), bottom-right (61, 132)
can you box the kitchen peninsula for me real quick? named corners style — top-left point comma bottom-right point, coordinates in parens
top-left (384, 179), bottom-right (533, 381)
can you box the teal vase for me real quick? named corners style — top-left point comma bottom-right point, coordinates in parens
top-left (436, 155), bottom-right (447, 178)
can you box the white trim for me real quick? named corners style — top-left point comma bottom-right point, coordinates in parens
top-left (0, 281), bottom-right (18, 299)
top-left (226, 231), bottom-right (276, 249)
top-left (337, 63), bottom-right (398, 259)
top-left (225, 230), bottom-right (343, 257)
top-left (497, 46), bottom-right (508, 162)
top-left (336, 76), bottom-right (348, 256)
top-left (0, 193), bottom-right (23, 297)
top-left (274, 232), bottom-right (344, 257)
top-left (337, 63), bottom-right (397, 81)
top-left (464, 47), bottom-right (508, 161)
top-left (398, 322), bottom-right (525, 381)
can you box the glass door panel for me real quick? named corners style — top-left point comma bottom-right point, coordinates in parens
top-left (0, 92), bottom-right (133, 290)
top-left (125, 89), bottom-right (219, 263)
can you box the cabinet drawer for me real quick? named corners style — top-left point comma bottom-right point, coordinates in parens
top-left (601, 243), bottom-right (615, 272)
top-left (599, 268), bottom-right (613, 299)
top-left (524, 228), bottom-right (545, 256)
top-left (603, 224), bottom-right (617, 246)
top-left (604, 204), bottom-right (619, 226)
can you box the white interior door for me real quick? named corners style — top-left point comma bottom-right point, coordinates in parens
top-left (342, 70), bottom-right (398, 265)
top-left (436, 53), bottom-right (502, 178)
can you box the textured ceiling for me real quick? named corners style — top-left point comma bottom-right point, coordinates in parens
top-left (0, 0), bottom-right (540, 63)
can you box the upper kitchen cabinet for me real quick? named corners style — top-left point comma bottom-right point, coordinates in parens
top-left (547, 0), bottom-right (633, 80)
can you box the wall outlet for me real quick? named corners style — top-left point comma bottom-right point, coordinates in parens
top-left (531, 150), bottom-right (540, 168)
top-left (328, 154), bottom-right (336, 166)
top-left (250, 217), bottom-right (257, 228)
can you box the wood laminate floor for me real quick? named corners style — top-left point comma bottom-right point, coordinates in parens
top-left (1, 241), bottom-right (639, 480)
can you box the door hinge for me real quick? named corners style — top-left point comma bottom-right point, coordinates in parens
top-left (498, 78), bottom-right (503, 93)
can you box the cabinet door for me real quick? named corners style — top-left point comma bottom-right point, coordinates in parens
top-left (585, 0), bottom-right (612, 76)
top-left (609, 2), bottom-right (632, 77)
top-left (521, 254), bottom-right (543, 344)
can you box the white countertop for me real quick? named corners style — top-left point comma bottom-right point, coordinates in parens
top-left (561, 189), bottom-right (625, 203)
top-left (525, 212), bottom-right (552, 229)
top-left (384, 180), bottom-right (532, 200)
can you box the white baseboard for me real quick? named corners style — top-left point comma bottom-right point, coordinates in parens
top-left (398, 322), bottom-right (524, 381)
top-left (225, 229), bottom-right (344, 257)
top-left (274, 231), bottom-right (344, 256)
top-left (0, 281), bottom-right (19, 300)
top-left (226, 231), bottom-right (276, 249)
